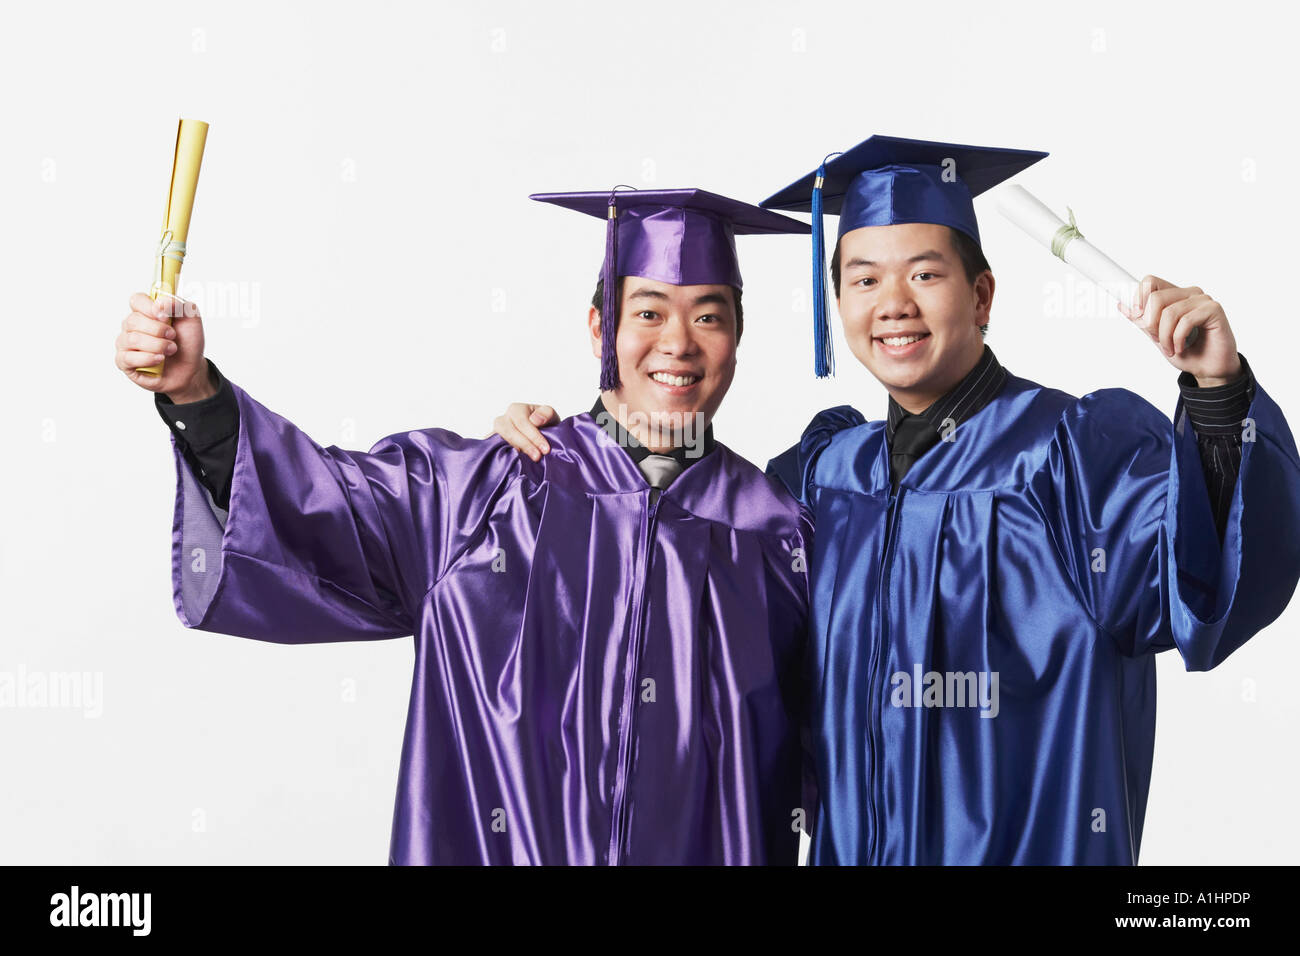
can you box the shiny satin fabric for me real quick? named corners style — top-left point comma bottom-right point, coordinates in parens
top-left (768, 373), bottom-right (1300, 865)
top-left (167, 382), bottom-right (812, 865)
top-left (615, 204), bottom-right (742, 288)
top-left (837, 163), bottom-right (982, 244)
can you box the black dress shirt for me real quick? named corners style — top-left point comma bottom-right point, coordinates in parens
top-left (155, 358), bottom-right (239, 510)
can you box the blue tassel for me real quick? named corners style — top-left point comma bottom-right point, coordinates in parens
top-left (600, 194), bottom-right (621, 392)
top-left (811, 162), bottom-right (834, 378)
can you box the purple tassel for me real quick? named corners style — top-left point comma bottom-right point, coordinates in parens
top-left (599, 194), bottom-right (621, 391)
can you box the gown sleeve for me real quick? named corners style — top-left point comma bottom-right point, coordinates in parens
top-left (1029, 377), bottom-right (1300, 670)
top-left (765, 405), bottom-right (867, 509)
top-left (169, 377), bottom-right (516, 644)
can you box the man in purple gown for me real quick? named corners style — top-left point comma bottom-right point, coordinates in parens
top-left (115, 189), bottom-right (815, 864)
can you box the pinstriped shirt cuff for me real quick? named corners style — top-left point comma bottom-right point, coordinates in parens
top-left (1177, 353), bottom-right (1255, 437)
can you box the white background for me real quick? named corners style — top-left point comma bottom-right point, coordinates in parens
top-left (1, 0), bottom-right (1296, 864)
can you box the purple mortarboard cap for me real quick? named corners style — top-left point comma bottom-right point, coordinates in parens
top-left (531, 188), bottom-right (810, 391)
top-left (761, 134), bottom-right (1048, 377)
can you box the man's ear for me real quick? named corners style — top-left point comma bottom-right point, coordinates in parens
top-left (974, 271), bottom-right (995, 324)
top-left (588, 306), bottom-right (602, 360)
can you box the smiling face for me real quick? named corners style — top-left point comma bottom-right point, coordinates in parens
top-left (590, 277), bottom-right (738, 452)
top-left (836, 222), bottom-right (994, 413)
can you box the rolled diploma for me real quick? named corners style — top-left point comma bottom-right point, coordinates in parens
top-left (996, 185), bottom-right (1199, 348)
top-left (141, 118), bottom-right (209, 376)
top-left (995, 184), bottom-right (1140, 306)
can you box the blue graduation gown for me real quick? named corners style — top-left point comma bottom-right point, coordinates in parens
top-left (768, 371), bottom-right (1300, 864)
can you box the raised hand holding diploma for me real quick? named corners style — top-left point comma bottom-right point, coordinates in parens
top-left (115, 291), bottom-right (213, 400)
top-left (996, 184), bottom-right (1248, 383)
top-left (1119, 274), bottom-right (1242, 386)
top-left (140, 118), bottom-right (208, 377)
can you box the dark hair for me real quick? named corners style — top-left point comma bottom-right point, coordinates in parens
top-left (829, 226), bottom-right (990, 336)
top-left (591, 276), bottom-right (744, 342)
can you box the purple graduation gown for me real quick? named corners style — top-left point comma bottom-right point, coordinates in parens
top-left (769, 373), bottom-right (1300, 864)
top-left (167, 382), bottom-right (813, 864)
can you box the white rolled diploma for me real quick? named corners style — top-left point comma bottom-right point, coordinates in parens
top-left (995, 185), bottom-right (1199, 348)
top-left (995, 184), bottom-right (1139, 307)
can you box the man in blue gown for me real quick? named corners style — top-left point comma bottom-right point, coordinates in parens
top-left (758, 134), bottom-right (1300, 864)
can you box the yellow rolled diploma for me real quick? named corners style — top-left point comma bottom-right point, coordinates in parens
top-left (141, 118), bottom-right (209, 376)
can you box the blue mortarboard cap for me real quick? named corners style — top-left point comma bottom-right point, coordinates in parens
top-left (532, 188), bottom-right (809, 391)
top-left (761, 134), bottom-right (1048, 377)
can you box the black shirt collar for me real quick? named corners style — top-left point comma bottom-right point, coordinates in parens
top-left (885, 344), bottom-right (1007, 445)
top-left (589, 397), bottom-right (716, 470)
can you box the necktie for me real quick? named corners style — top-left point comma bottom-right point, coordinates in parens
top-left (639, 454), bottom-right (683, 495)
top-left (890, 415), bottom-right (939, 491)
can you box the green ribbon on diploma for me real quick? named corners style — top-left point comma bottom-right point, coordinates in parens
top-left (1050, 207), bottom-right (1083, 261)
